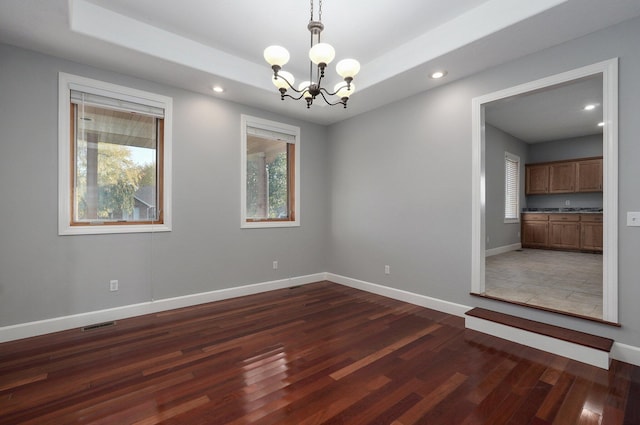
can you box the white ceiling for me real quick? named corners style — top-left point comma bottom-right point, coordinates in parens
top-left (1, 0), bottom-right (640, 125)
top-left (485, 75), bottom-right (604, 143)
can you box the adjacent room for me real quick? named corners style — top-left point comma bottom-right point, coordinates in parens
top-left (1, 1), bottom-right (640, 423)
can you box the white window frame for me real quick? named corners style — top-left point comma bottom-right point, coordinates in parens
top-left (504, 151), bottom-right (520, 224)
top-left (58, 72), bottom-right (173, 235)
top-left (240, 115), bottom-right (300, 228)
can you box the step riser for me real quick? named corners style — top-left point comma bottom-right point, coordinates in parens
top-left (465, 316), bottom-right (611, 369)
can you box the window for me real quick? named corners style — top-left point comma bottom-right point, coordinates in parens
top-left (241, 115), bottom-right (300, 228)
top-left (58, 73), bottom-right (172, 235)
top-left (504, 152), bottom-right (520, 223)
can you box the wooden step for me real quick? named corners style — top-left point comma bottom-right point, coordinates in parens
top-left (465, 307), bottom-right (613, 369)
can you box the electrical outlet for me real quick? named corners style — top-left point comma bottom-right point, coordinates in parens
top-left (565, 200), bottom-right (571, 206)
top-left (273, 260), bottom-right (278, 270)
top-left (109, 280), bottom-right (118, 292)
top-left (384, 265), bottom-right (390, 275)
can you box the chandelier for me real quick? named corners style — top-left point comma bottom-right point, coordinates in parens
top-left (263, 0), bottom-right (360, 109)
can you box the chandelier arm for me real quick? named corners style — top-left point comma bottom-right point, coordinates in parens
top-left (282, 92), bottom-right (308, 101)
top-left (318, 84), bottom-right (352, 98)
top-left (318, 90), bottom-right (347, 108)
top-left (274, 72), bottom-right (303, 94)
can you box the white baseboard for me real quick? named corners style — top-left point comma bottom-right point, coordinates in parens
top-left (325, 273), bottom-right (470, 317)
top-left (0, 273), bottom-right (325, 343)
top-left (486, 243), bottom-right (521, 257)
top-left (465, 315), bottom-right (611, 369)
top-left (611, 342), bottom-right (640, 367)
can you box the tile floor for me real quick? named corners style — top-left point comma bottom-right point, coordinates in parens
top-left (484, 248), bottom-right (603, 319)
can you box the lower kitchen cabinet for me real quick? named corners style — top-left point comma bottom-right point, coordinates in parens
top-left (521, 213), bottom-right (602, 252)
top-left (549, 214), bottom-right (580, 250)
top-left (580, 215), bottom-right (604, 252)
top-left (521, 214), bottom-right (549, 248)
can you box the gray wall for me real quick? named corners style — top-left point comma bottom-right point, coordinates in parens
top-left (526, 134), bottom-right (604, 209)
top-left (0, 44), bottom-right (329, 326)
top-left (485, 124), bottom-right (528, 250)
top-left (527, 133), bottom-right (603, 163)
top-left (328, 16), bottom-right (640, 346)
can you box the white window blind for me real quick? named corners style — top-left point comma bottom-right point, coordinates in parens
top-left (246, 126), bottom-right (296, 144)
top-left (504, 152), bottom-right (520, 222)
top-left (70, 89), bottom-right (165, 118)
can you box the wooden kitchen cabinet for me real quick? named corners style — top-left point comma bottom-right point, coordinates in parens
top-left (525, 165), bottom-right (549, 194)
top-left (576, 158), bottom-right (603, 192)
top-left (580, 214), bottom-right (603, 252)
top-left (549, 162), bottom-right (577, 193)
top-left (549, 214), bottom-right (580, 250)
top-left (524, 157), bottom-right (602, 195)
top-left (521, 214), bottom-right (549, 248)
top-left (521, 213), bottom-right (602, 252)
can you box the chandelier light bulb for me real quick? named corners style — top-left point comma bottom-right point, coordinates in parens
top-left (273, 71), bottom-right (295, 90)
top-left (334, 82), bottom-right (355, 98)
top-left (309, 43), bottom-right (336, 65)
top-left (336, 59), bottom-right (361, 78)
top-left (264, 45), bottom-right (290, 67)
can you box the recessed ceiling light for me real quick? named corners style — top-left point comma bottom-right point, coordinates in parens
top-left (584, 104), bottom-right (597, 111)
top-left (598, 122), bottom-right (605, 127)
top-left (430, 71), bottom-right (447, 79)
top-left (212, 86), bottom-right (224, 93)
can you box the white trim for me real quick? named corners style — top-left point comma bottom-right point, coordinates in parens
top-left (58, 72), bottom-right (173, 235)
top-left (486, 243), bottom-right (522, 257)
top-left (611, 342), bottom-right (640, 367)
top-left (602, 59), bottom-right (618, 323)
top-left (240, 115), bottom-right (300, 229)
top-left (0, 273), bottom-right (324, 343)
top-left (465, 315), bottom-right (611, 369)
top-left (326, 273), bottom-right (470, 317)
top-left (471, 59), bottom-right (619, 322)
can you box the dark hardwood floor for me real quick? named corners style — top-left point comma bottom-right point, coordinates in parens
top-left (1, 281), bottom-right (638, 424)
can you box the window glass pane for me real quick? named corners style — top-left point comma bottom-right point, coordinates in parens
top-left (74, 104), bottom-right (158, 222)
top-left (246, 136), bottom-right (289, 220)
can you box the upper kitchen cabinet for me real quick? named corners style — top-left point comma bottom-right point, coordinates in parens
top-left (525, 157), bottom-right (603, 195)
top-left (525, 164), bottom-right (549, 194)
top-left (549, 162), bottom-right (577, 193)
top-left (576, 158), bottom-right (603, 192)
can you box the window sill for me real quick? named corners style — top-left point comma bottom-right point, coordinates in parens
top-left (59, 223), bottom-right (171, 236)
top-left (241, 221), bottom-right (300, 229)
top-left (504, 218), bottom-right (520, 224)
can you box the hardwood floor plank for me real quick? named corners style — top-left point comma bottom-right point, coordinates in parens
top-left (0, 281), bottom-right (638, 425)
top-left (623, 365), bottom-right (640, 425)
top-left (0, 372), bottom-right (47, 392)
top-left (131, 395), bottom-right (210, 425)
top-left (329, 323), bottom-right (441, 380)
top-left (393, 372), bottom-right (468, 425)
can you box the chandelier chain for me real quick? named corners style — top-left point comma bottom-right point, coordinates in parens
top-left (310, 0), bottom-right (323, 22)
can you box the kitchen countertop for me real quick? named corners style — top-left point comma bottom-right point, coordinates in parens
top-left (522, 208), bottom-right (603, 214)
